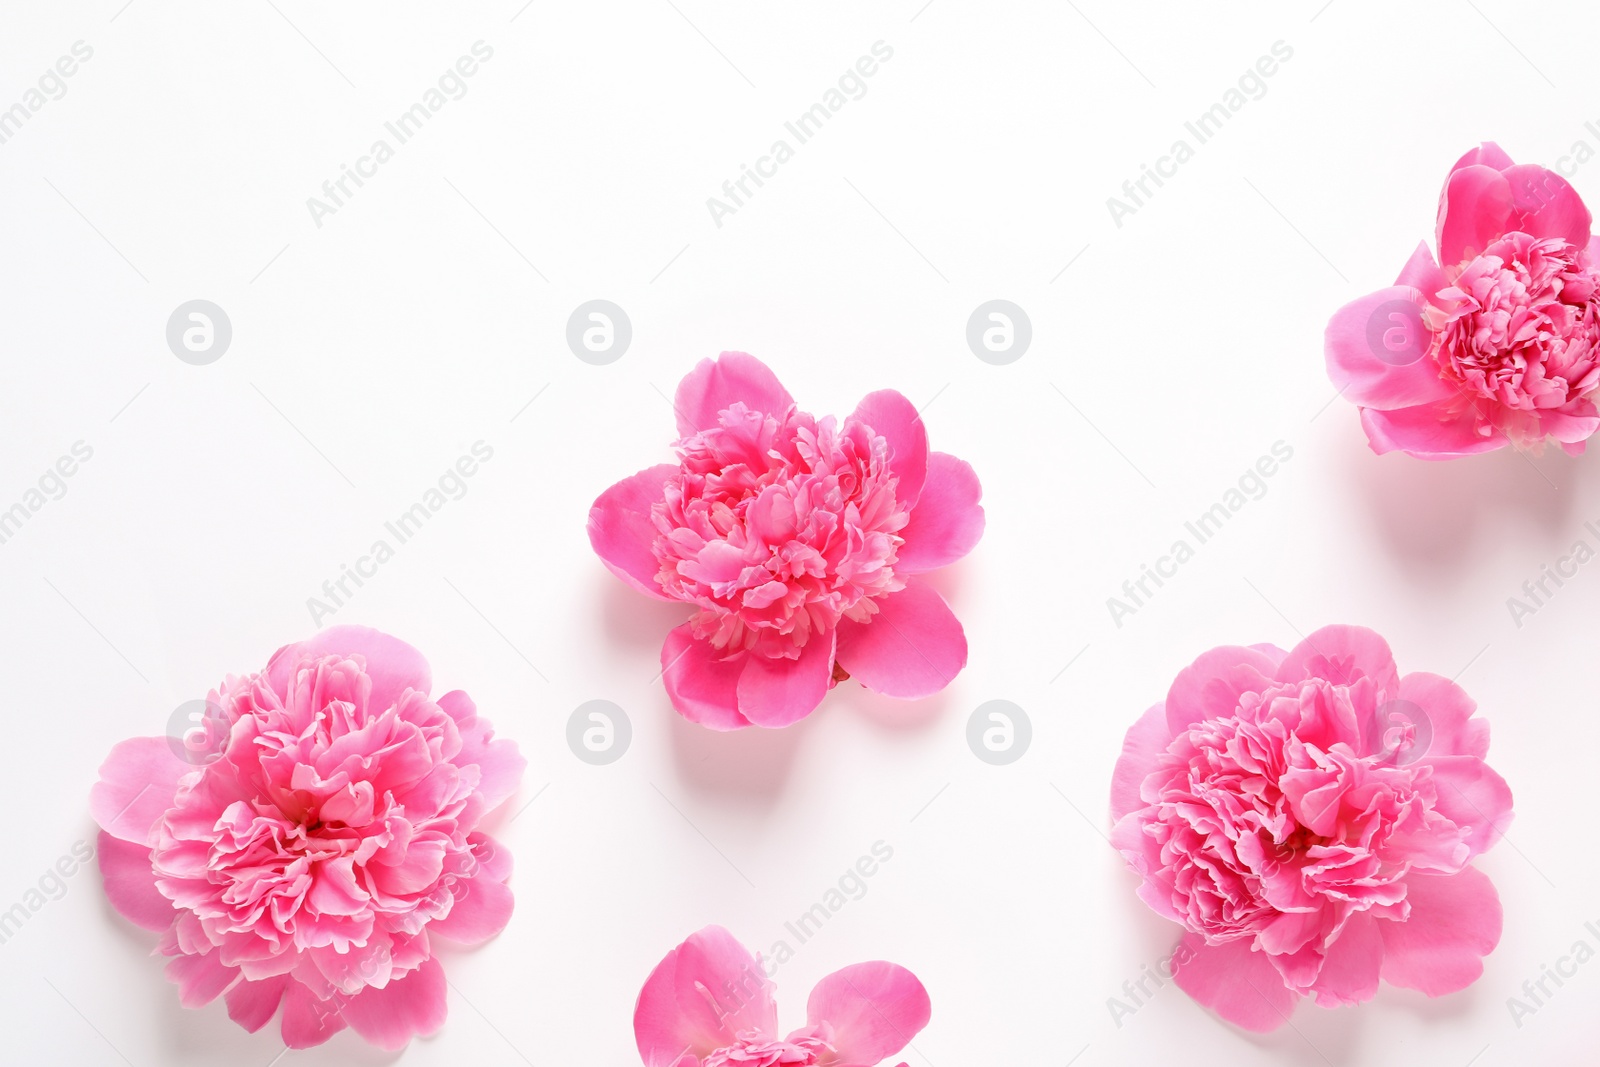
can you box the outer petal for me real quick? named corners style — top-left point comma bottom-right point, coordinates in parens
top-left (1275, 624), bottom-right (1400, 694)
top-left (588, 464), bottom-right (678, 601)
top-left (1359, 401), bottom-right (1506, 458)
top-left (1379, 867), bottom-right (1502, 995)
top-left (437, 690), bottom-right (525, 811)
top-left (1395, 672), bottom-right (1489, 760)
top-left (674, 352), bottom-right (795, 436)
top-left (1503, 163), bottom-right (1592, 249)
top-left (429, 874), bottom-right (514, 945)
top-left (1449, 141), bottom-right (1514, 174)
top-left (736, 630), bottom-right (836, 727)
top-left (89, 737), bottom-right (191, 844)
top-left (1394, 241), bottom-right (1450, 304)
top-left (806, 961), bottom-right (931, 1066)
top-left (341, 956), bottom-right (449, 1051)
top-left (96, 831), bottom-right (173, 931)
top-left (895, 453), bottom-right (984, 573)
top-left (1171, 933), bottom-right (1298, 1032)
top-left (268, 626), bottom-right (432, 712)
top-left (1164, 645), bottom-right (1281, 736)
top-left (1110, 703), bottom-right (1171, 823)
top-left (1437, 163), bottom-right (1513, 267)
top-left (833, 578), bottom-right (966, 700)
top-left (661, 624), bottom-right (752, 730)
top-left (280, 981), bottom-right (347, 1049)
top-left (635, 926), bottom-right (778, 1063)
top-left (225, 974), bottom-right (289, 1033)
top-left (166, 951), bottom-right (240, 1008)
top-left (1305, 912), bottom-right (1383, 1007)
top-left (1325, 286), bottom-right (1454, 410)
top-left (851, 390), bottom-right (929, 510)
top-left (1423, 756), bottom-right (1514, 856)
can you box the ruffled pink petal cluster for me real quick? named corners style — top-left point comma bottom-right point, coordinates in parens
top-left (634, 925), bottom-right (928, 1067)
top-left (590, 352), bottom-right (984, 729)
top-left (90, 626), bottom-right (525, 1051)
top-left (1328, 141), bottom-right (1600, 458)
top-left (1110, 625), bottom-right (1512, 1031)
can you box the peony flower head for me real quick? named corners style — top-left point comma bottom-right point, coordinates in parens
top-left (90, 626), bottom-right (525, 1050)
top-left (1327, 141), bottom-right (1600, 458)
top-left (634, 925), bottom-right (928, 1067)
top-left (1110, 625), bottom-right (1512, 1031)
top-left (589, 352), bottom-right (984, 729)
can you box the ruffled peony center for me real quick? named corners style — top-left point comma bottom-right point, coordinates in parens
top-left (1136, 678), bottom-right (1470, 954)
top-left (703, 1031), bottom-right (832, 1067)
top-left (1427, 231), bottom-right (1600, 432)
top-left (650, 401), bottom-right (910, 659)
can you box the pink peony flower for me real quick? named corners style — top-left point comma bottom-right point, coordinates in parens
top-left (589, 352), bottom-right (984, 729)
top-left (1110, 625), bottom-right (1513, 1031)
top-left (1327, 141), bottom-right (1600, 458)
top-left (90, 626), bottom-right (525, 1050)
top-left (634, 925), bottom-right (928, 1067)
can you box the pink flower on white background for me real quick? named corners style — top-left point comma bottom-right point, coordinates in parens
top-left (90, 626), bottom-right (524, 1050)
top-left (589, 352), bottom-right (984, 729)
top-left (634, 925), bottom-right (929, 1066)
top-left (1110, 625), bottom-right (1512, 1031)
top-left (1327, 142), bottom-right (1600, 457)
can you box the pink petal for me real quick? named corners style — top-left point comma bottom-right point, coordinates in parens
top-left (634, 925), bottom-right (778, 1063)
top-left (1503, 163), bottom-right (1592, 249)
top-left (1380, 867), bottom-right (1502, 995)
top-left (1393, 241), bottom-right (1450, 306)
top-left (469, 832), bottom-right (513, 883)
top-left (1111, 703), bottom-right (1171, 822)
top-left (661, 624), bottom-right (752, 730)
top-left (89, 737), bottom-right (190, 844)
top-left (1395, 672), bottom-right (1489, 759)
top-left (1359, 401), bottom-right (1506, 458)
top-left (673, 352), bottom-right (795, 436)
top-left (1325, 286), bottom-right (1453, 410)
top-left (1275, 624), bottom-right (1400, 694)
top-left (1305, 912), bottom-right (1383, 1007)
top-left (437, 690), bottom-right (526, 811)
top-left (834, 578), bottom-right (966, 700)
top-left (280, 981), bottom-right (347, 1049)
top-left (736, 630), bottom-right (837, 727)
top-left (1164, 645), bottom-right (1281, 736)
top-left (1423, 755), bottom-right (1514, 856)
top-left (1436, 163), bottom-right (1514, 267)
top-left (340, 956), bottom-right (449, 1051)
top-left (430, 873), bottom-right (513, 945)
top-left (1171, 933), bottom-right (1298, 1032)
top-left (96, 831), bottom-right (173, 931)
top-left (850, 389), bottom-right (929, 510)
top-left (805, 961), bottom-right (930, 1065)
top-left (1537, 401), bottom-right (1600, 444)
top-left (1449, 141), bottom-right (1514, 174)
top-left (225, 975), bottom-right (289, 1033)
top-left (589, 464), bottom-right (678, 601)
top-left (895, 453), bottom-right (984, 573)
top-left (166, 951), bottom-right (240, 1008)
top-left (268, 626), bottom-right (432, 712)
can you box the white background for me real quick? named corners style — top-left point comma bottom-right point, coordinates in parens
top-left (1, 1), bottom-right (1597, 1064)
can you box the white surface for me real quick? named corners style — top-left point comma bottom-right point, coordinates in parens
top-left (1, 1), bottom-right (1597, 1064)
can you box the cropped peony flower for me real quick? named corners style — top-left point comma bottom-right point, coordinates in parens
top-left (589, 352), bottom-right (984, 729)
top-left (634, 925), bottom-right (929, 1067)
top-left (1110, 625), bottom-right (1512, 1031)
top-left (90, 626), bottom-right (525, 1050)
top-left (1327, 141), bottom-right (1600, 458)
